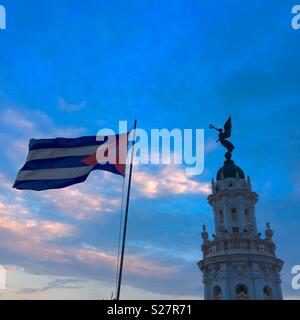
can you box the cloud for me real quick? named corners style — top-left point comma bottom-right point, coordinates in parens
top-left (9, 164), bottom-right (209, 222)
top-left (2, 109), bottom-right (36, 131)
top-left (4, 268), bottom-right (197, 300)
top-left (34, 172), bottom-right (122, 220)
top-left (0, 221), bottom-right (178, 280)
top-left (0, 176), bottom-right (77, 259)
top-left (18, 278), bottom-right (87, 295)
top-left (133, 166), bottom-right (210, 198)
top-left (58, 98), bottom-right (86, 112)
top-left (0, 105), bottom-right (86, 178)
top-left (0, 106), bottom-right (85, 147)
top-left (39, 187), bottom-right (119, 220)
top-left (284, 295), bottom-right (300, 300)
top-left (68, 247), bottom-right (178, 279)
top-left (0, 205), bottom-right (76, 242)
top-left (0, 174), bottom-right (179, 284)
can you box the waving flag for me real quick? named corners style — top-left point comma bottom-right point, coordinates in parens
top-left (13, 120), bottom-right (137, 300)
top-left (13, 133), bottom-right (129, 191)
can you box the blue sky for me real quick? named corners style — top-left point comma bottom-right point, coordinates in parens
top-left (0, 0), bottom-right (300, 299)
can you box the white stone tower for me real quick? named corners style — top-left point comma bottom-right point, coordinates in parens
top-left (198, 152), bottom-right (284, 300)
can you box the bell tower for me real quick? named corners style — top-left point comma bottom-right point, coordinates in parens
top-left (199, 117), bottom-right (283, 300)
top-left (198, 152), bottom-right (284, 300)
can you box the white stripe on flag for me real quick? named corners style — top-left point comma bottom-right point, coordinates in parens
top-left (27, 145), bottom-right (100, 161)
top-left (16, 166), bottom-right (94, 181)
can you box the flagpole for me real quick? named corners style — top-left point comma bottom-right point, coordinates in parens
top-left (116, 119), bottom-right (137, 300)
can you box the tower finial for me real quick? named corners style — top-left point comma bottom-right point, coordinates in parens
top-left (265, 222), bottom-right (273, 240)
top-left (209, 116), bottom-right (235, 160)
top-left (201, 225), bottom-right (209, 242)
top-left (225, 151), bottom-right (232, 160)
top-left (247, 176), bottom-right (252, 190)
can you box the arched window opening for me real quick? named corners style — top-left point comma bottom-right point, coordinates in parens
top-left (213, 286), bottom-right (222, 300)
top-left (263, 286), bottom-right (273, 300)
top-left (231, 207), bottom-right (238, 221)
top-left (236, 284), bottom-right (249, 300)
top-left (232, 226), bottom-right (239, 236)
top-left (219, 210), bottom-right (224, 224)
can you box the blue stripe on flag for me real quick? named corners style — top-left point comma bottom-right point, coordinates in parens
top-left (22, 155), bottom-right (91, 170)
top-left (13, 164), bottom-right (124, 191)
top-left (13, 174), bottom-right (91, 191)
top-left (29, 134), bottom-right (124, 150)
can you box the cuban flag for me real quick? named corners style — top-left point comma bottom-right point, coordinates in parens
top-left (13, 133), bottom-right (129, 191)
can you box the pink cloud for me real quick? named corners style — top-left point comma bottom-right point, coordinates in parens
top-left (38, 175), bottom-right (122, 220)
top-left (36, 166), bottom-right (210, 219)
top-left (2, 108), bottom-right (36, 131)
top-left (0, 176), bottom-right (177, 279)
top-left (133, 166), bottom-right (210, 198)
top-left (0, 212), bottom-right (75, 242)
top-left (63, 247), bottom-right (178, 279)
top-left (0, 212), bottom-right (177, 279)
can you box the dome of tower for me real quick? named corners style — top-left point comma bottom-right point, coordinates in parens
top-left (216, 153), bottom-right (245, 180)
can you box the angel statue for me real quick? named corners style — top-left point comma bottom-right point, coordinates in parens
top-left (209, 116), bottom-right (235, 153)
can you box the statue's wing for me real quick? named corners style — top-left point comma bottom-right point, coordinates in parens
top-left (223, 116), bottom-right (232, 138)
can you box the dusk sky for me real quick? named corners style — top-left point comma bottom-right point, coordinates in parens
top-left (0, 0), bottom-right (300, 299)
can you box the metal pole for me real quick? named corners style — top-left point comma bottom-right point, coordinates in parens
top-left (116, 119), bottom-right (137, 300)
